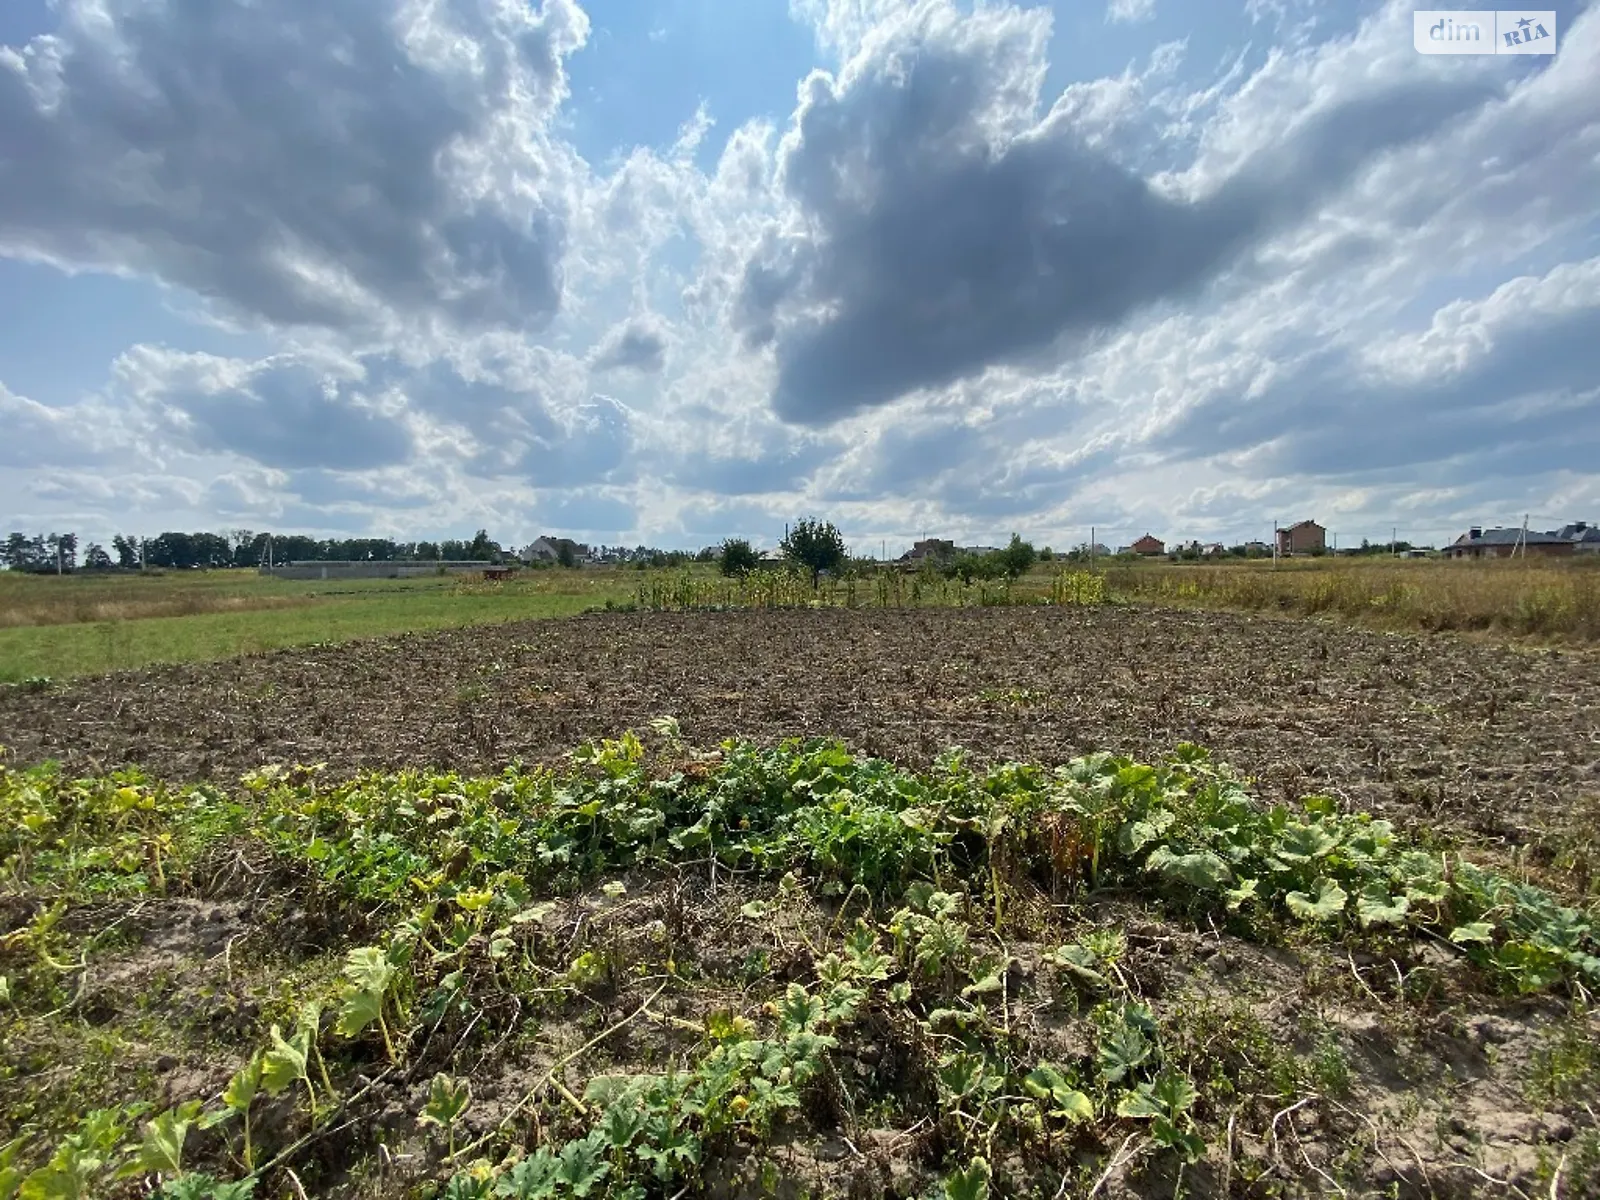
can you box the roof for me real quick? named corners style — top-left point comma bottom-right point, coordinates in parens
top-left (1285, 520), bottom-right (1323, 530)
top-left (1555, 523), bottom-right (1600, 543)
top-left (1447, 527), bottom-right (1571, 547)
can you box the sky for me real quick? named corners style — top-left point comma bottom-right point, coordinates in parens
top-left (1, 0), bottom-right (1596, 556)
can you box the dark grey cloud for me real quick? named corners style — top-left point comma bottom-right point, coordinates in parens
top-left (360, 357), bottom-right (633, 487)
top-left (735, 13), bottom-right (1499, 425)
top-left (1154, 300), bottom-right (1600, 480)
top-left (673, 497), bottom-right (785, 545)
top-left (507, 396), bottom-right (633, 486)
top-left (133, 356), bottom-right (415, 470)
top-left (591, 318), bottom-right (668, 373)
top-left (0, 0), bottom-right (586, 332)
top-left (471, 392), bottom-right (633, 486)
top-left (666, 439), bottom-right (836, 495)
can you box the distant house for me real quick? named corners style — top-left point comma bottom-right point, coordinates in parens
top-left (1242, 541), bottom-right (1272, 556)
top-left (1203, 543), bottom-right (1227, 557)
top-left (901, 538), bottom-right (956, 564)
top-left (521, 536), bottom-right (589, 565)
top-left (1441, 526), bottom-right (1574, 559)
top-left (759, 549), bottom-right (786, 564)
top-left (961, 546), bottom-right (1002, 556)
top-left (1131, 534), bottom-right (1165, 556)
top-left (1556, 522), bottom-right (1600, 553)
top-left (1275, 520), bottom-right (1326, 556)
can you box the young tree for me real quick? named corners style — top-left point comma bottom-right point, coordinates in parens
top-left (719, 537), bottom-right (760, 577)
top-left (997, 533), bottom-right (1036, 578)
top-left (556, 540), bottom-right (578, 568)
top-left (466, 529), bottom-right (501, 561)
top-left (781, 517), bottom-right (847, 587)
top-left (84, 542), bottom-right (113, 570)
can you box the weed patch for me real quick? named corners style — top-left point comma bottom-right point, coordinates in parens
top-left (2, 731), bottom-right (1596, 1197)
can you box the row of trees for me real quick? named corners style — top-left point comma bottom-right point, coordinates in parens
top-left (0, 529), bottom-right (518, 572)
top-left (6, 518), bottom-right (1062, 583)
top-left (718, 523), bottom-right (1041, 587)
top-left (0, 528), bottom-right (745, 574)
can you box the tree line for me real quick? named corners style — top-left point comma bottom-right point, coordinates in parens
top-left (718, 523), bottom-right (1041, 586)
top-left (0, 529), bottom-right (508, 572)
top-left (0, 528), bottom-right (737, 573)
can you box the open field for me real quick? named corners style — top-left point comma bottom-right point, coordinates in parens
top-left (3, 556), bottom-right (1598, 685)
top-left (0, 570), bottom-right (637, 682)
top-left (3, 608), bottom-right (1600, 1197)
top-left (4, 606), bottom-right (1597, 871)
top-left (1103, 558), bottom-right (1600, 641)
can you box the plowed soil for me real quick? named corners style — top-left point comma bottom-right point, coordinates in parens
top-left (4, 606), bottom-right (1599, 851)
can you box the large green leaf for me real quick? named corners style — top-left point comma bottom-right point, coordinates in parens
top-left (1115, 1086), bottom-right (1164, 1119)
top-left (553, 1134), bottom-right (610, 1197)
top-left (1024, 1064), bottom-right (1095, 1122)
top-left (1285, 878), bottom-right (1347, 921)
top-left (260, 1026), bottom-right (310, 1096)
top-left (1449, 922), bottom-right (1495, 945)
top-left (1224, 878), bottom-right (1261, 911)
top-left (1096, 1024), bottom-right (1152, 1083)
top-left (335, 946), bottom-right (395, 1038)
top-left (1044, 943), bottom-right (1107, 988)
top-left (1144, 845), bottom-right (1232, 889)
top-left (1152, 1073), bottom-right (1196, 1115)
top-left (495, 1149), bottom-right (559, 1199)
top-left (342, 946), bottom-right (397, 995)
top-left (139, 1103), bottom-right (201, 1176)
top-left (943, 1157), bottom-right (991, 1200)
top-left (1152, 1117), bottom-right (1206, 1163)
top-left (1273, 821), bottom-right (1340, 863)
top-left (1355, 887), bottom-right (1409, 928)
top-left (155, 1176), bottom-right (257, 1200)
top-left (1, 1136), bottom-right (29, 1200)
top-left (419, 1075), bottom-right (471, 1130)
top-left (1119, 809), bottom-right (1175, 854)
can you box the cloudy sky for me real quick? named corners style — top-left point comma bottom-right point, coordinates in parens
top-left (2, 0), bottom-right (1596, 554)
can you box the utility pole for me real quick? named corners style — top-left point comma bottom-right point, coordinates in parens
top-left (1391, 526), bottom-right (1396, 557)
top-left (1090, 526), bottom-right (1095, 566)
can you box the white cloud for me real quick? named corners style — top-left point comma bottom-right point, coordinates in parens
top-left (3, 0), bottom-right (1599, 551)
top-left (1106, 0), bottom-right (1156, 24)
top-left (0, 0), bottom-right (590, 336)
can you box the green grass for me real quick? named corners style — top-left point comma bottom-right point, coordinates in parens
top-left (0, 569), bottom-right (636, 681)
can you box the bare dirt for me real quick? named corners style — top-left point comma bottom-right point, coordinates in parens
top-left (4, 606), bottom-right (1598, 859)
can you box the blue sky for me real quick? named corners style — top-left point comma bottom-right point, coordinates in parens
top-left (1, 0), bottom-right (1596, 554)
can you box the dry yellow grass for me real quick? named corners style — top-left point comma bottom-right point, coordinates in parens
top-left (0, 570), bottom-right (319, 628)
top-left (1103, 556), bottom-right (1600, 640)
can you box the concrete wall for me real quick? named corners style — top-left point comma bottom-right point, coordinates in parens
top-left (259, 561), bottom-right (498, 580)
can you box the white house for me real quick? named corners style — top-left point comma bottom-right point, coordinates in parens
top-left (520, 536), bottom-right (589, 565)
